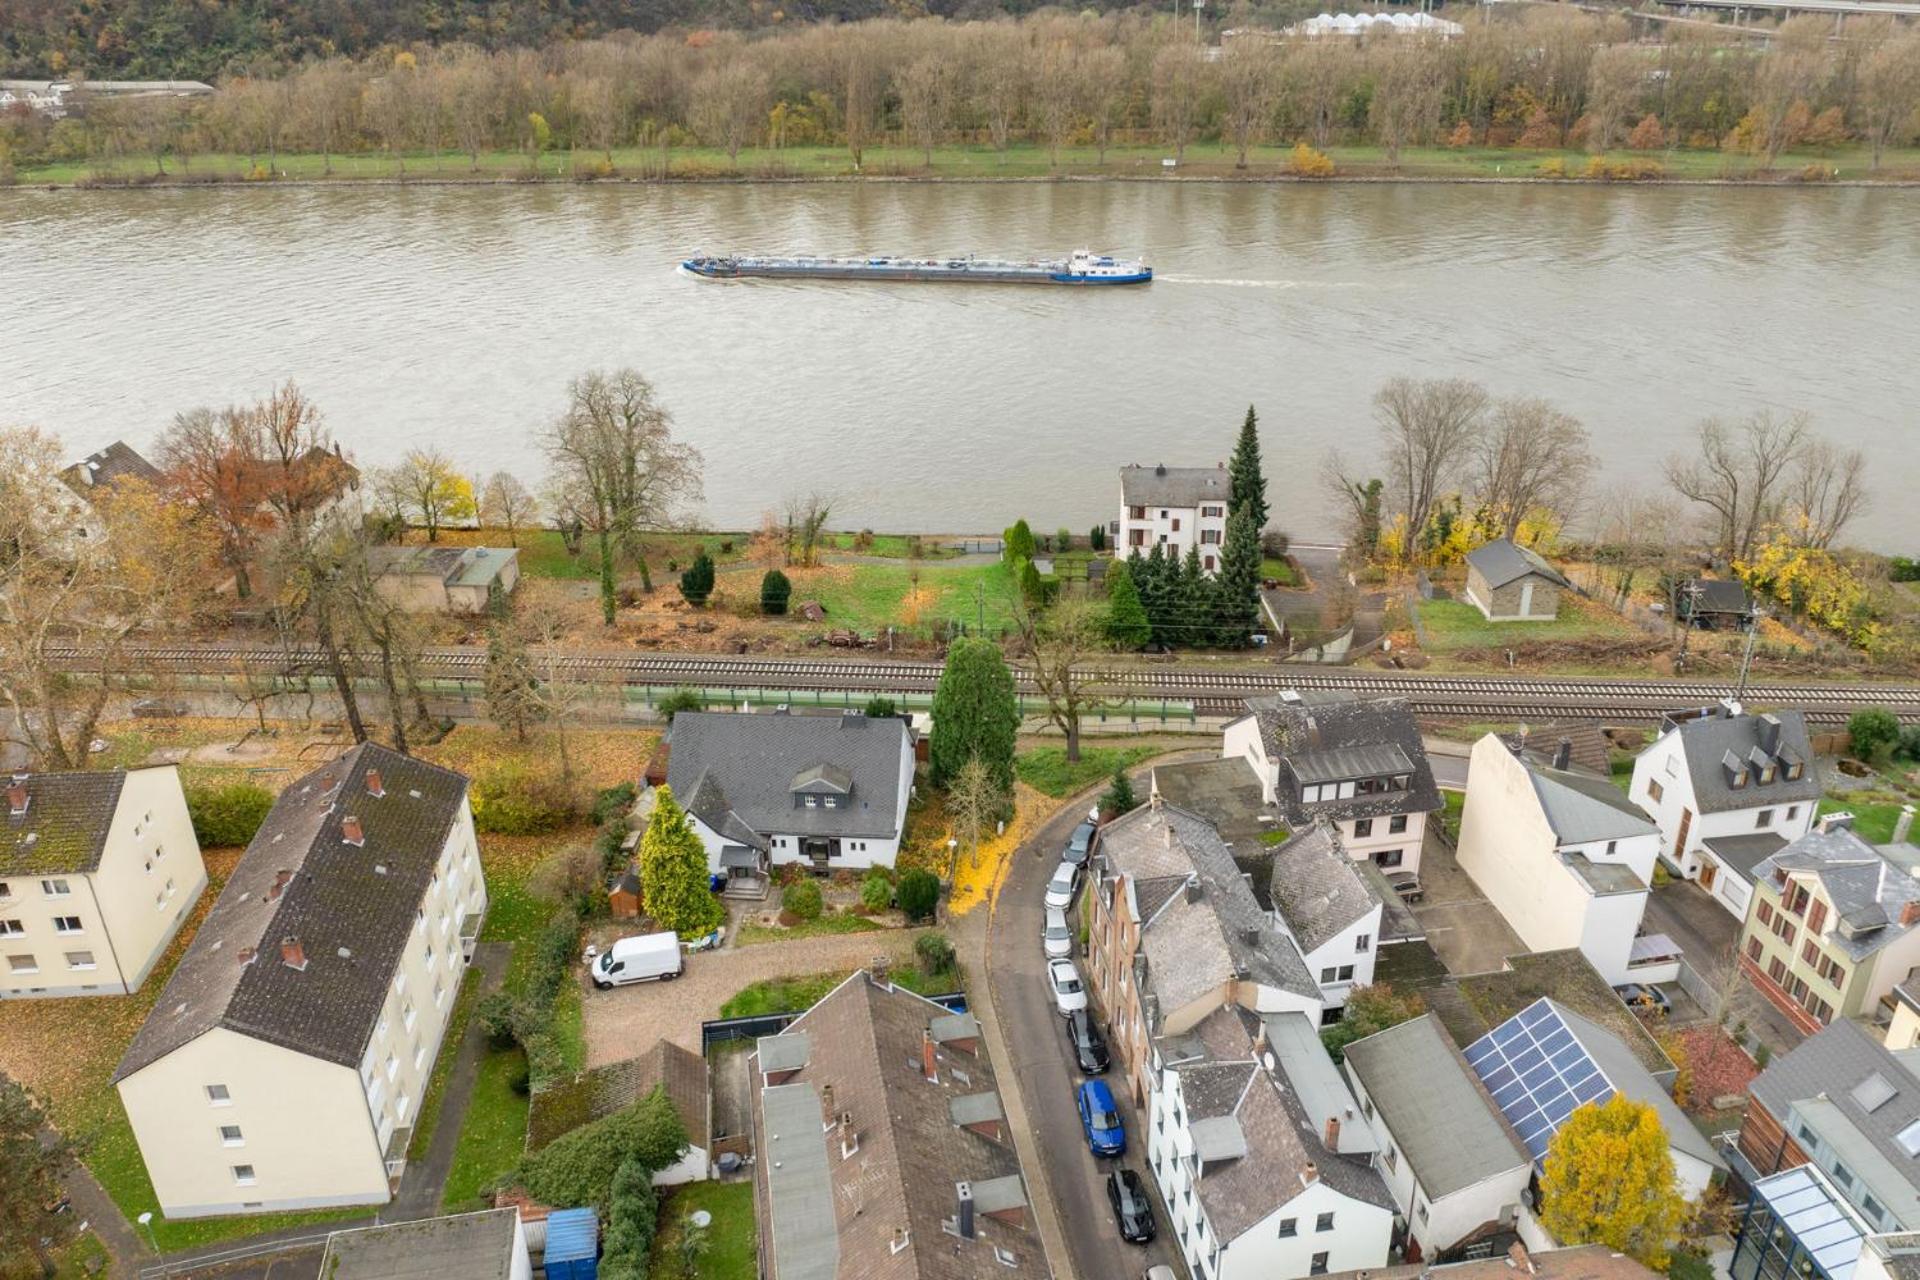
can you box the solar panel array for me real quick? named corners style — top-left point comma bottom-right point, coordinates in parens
top-left (1462, 1000), bottom-right (1616, 1161)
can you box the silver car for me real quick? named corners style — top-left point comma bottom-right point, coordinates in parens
top-left (1044, 860), bottom-right (1080, 911)
top-left (1043, 907), bottom-right (1073, 959)
top-left (1049, 958), bottom-right (1088, 1016)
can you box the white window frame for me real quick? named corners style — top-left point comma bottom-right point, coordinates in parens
top-left (65, 951), bottom-right (96, 971)
top-left (220, 1125), bottom-right (245, 1147)
top-left (231, 1164), bottom-right (257, 1186)
top-left (41, 878), bottom-right (71, 898)
top-left (206, 1083), bottom-right (232, 1105)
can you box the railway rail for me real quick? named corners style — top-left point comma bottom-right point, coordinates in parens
top-left (47, 643), bottom-right (1920, 724)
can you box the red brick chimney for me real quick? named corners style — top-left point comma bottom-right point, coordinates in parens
top-left (280, 936), bottom-right (308, 971)
top-left (1301, 1161), bottom-right (1319, 1185)
top-left (268, 869), bottom-right (293, 902)
top-left (1324, 1115), bottom-right (1341, 1150)
top-left (6, 783), bottom-right (27, 817)
top-left (922, 1027), bottom-right (938, 1083)
top-left (1902, 901), bottom-right (1920, 928)
top-left (341, 815), bottom-right (365, 846)
top-left (365, 769), bottom-right (385, 798)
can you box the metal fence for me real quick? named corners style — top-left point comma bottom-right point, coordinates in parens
top-left (700, 991), bottom-right (966, 1052)
top-left (1676, 955), bottom-right (1721, 1014)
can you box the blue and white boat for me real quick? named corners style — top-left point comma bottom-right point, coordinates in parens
top-left (680, 247), bottom-right (1152, 286)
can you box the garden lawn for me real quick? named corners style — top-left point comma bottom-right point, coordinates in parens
top-left (817, 531), bottom-right (959, 560)
top-left (734, 910), bottom-right (884, 946)
top-left (1416, 596), bottom-right (1638, 652)
top-left (1260, 558), bottom-right (1300, 586)
top-left (774, 561), bottom-right (1016, 634)
top-left (1819, 796), bottom-right (1909, 845)
top-left (1439, 790), bottom-right (1466, 844)
top-left (1014, 744), bottom-right (1161, 798)
top-left (419, 527), bottom-right (748, 583)
top-left (408, 965), bottom-right (484, 1160)
top-left (649, 1180), bottom-right (758, 1280)
top-left (439, 1041), bottom-right (532, 1212)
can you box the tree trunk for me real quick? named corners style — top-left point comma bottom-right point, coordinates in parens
top-left (374, 635), bottom-right (410, 756)
top-left (1064, 715), bottom-right (1081, 763)
top-left (314, 604), bottom-right (369, 742)
top-left (598, 527), bottom-right (617, 625)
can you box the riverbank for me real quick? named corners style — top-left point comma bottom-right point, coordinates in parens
top-left (15, 139), bottom-right (1920, 189)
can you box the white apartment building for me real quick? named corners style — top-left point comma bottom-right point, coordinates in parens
top-left (2, 765), bottom-right (207, 999)
top-left (1117, 463), bottom-right (1234, 574)
top-left (1269, 823), bottom-right (1386, 1019)
top-left (114, 744), bottom-right (486, 1218)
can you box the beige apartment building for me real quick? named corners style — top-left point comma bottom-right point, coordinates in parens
top-left (2, 765), bottom-right (206, 999)
top-left (114, 744), bottom-right (485, 1218)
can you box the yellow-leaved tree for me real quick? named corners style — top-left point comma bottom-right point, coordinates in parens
top-left (1539, 1095), bottom-right (1688, 1269)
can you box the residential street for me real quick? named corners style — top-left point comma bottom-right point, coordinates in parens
top-left (984, 791), bottom-right (1185, 1280)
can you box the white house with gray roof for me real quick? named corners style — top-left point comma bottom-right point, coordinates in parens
top-left (1149, 1003), bottom-right (1393, 1280)
top-left (1457, 733), bottom-right (1664, 986)
top-left (664, 710), bottom-right (915, 884)
top-left (114, 744), bottom-right (485, 1218)
top-left (1270, 822), bottom-right (1386, 1019)
top-left (1222, 690), bottom-right (1442, 875)
top-left (1342, 1014), bottom-right (1533, 1261)
top-left (1117, 463), bottom-right (1234, 574)
top-left (1631, 700), bottom-right (1821, 917)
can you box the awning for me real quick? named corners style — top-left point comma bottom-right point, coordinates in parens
top-left (1630, 933), bottom-right (1681, 964)
top-left (720, 846), bottom-right (763, 869)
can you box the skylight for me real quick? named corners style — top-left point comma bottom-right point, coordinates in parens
top-left (1897, 1119), bottom-right (1920, 1158)
top-left (1462, 1000), bottom-right (1615, 1161)
top-left (1851, 1073), bottom-right (1898, 1114)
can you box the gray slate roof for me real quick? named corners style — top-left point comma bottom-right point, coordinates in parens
top-left (666, 711), bottom-right (912, 845)
top-left (1119, 463), bottom-right (1232, 509)
top-left (1270, 823), bottom-right (1382, 955)
top-left (1665, 706), bottom-right (1820, 815)
top-left (1, 768), bottom-right (133, 875)
top-left (1551, 1002), bottom-right (1723, 1171)
top-left (115, 744), bottom-right (470, 1081)
top-left (1240, 691), bottom-right (1443, 827)
top-left (1343, 1014), bottom-right (1529, 1199)
top-left (61, 440), bottom-right (162, 494)
top-left (1101, 802), bottom-right (1319, 1009)
top-left (1466, 539), bottom-right (1569, 590)
top-left (1750, 1018), bottom-right (1920, 1206)
top-left (1684, 578), bottom-right (1753, 616)
top-left (1755, 827), bottom-right (1920, 961)
top-left (1701, 832), bottom-right (1790, 885)
top-left (1523, 755), bottom-right (1659, 847)
top-left (320, 1209), bottom-right (521, 1280)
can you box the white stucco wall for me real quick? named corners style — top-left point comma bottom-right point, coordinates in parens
top-left (1222, 718), bottom-right (1272, 805)
top-left (1300, 906), bottom-right (1384, 1011)
top-left (686, 736), bottom-right (914, 873)
top-left (1334, 812), bottom-right (1426, 876)
top-left (1118, 501), bottom-right (1229, 574)
top-left (1632, 730), bottom-right (1817, 884)
top-left (651, 1143), bottom-right (709, 1187)
top-left (1673, 1147), bottom-right (1717, 1204)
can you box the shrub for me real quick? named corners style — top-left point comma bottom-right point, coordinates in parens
top-left (1260, 529), bottom-right (1290, 559)
top-left (592, 781), bottom-right (638, 826)
top-left (530, 844), bottom-right (603, 910)
top-left (470, 761), bottom-right (576, 834)
top-left (476, 990), bottom-right (520, 1050)
top-left (1101, 768), bottom-right (1137, 820)
top-left (916, 931), bottom-right (957, 977)
top-left (853, 528), bottom-right (875, 551)
top-left (514, 1089), bottom-right (689, 1214)
top-left (1537, 156), bottom-right (1568, 178)
top-left (863, 696), bottom-right (897, 718)
top-left (1899, 725), bottom-right (1920, 762)
top-left (1286, 141), bottom-right (1334, 177)
top-left (1089, 525), bottom-right (1105, 551)
top-left (186, 780), bottom-right (276, 848)
top-left (599, 1155), bottom-right (660, 1280)
top-left (760, 569), bottom-right (793, 615)
top-left (861, 869), bottom-right (894, 912)
top-left (783, 878), bottom-right (824, 921)
top-left (1056, 527), bottom-right (1073, 553)
top-left (898, 868), bottom-right (940, 922)
top-left (656, 687), bottom-right (704, 723)
top-left (1850, 708), bottom-right (1902, 761)
top-left (678, 551), bottom-right (715, 607)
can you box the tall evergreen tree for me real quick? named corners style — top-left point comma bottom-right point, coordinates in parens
top-left (639, 785), bottom-right (725, 936)
top-left (1002, 519), bottom-right (1036, 568)
top-left (1180, 545), bottom-right (1217, 648)
top-left (1228, 405), bottom-right (1269, 534)
top-left (929, 636), bottom-right (1020, 791)
top-left (1134, 546), bottom-right (1171, 647)
top-left (1104, 557), bottom-right (1152, 650)
top-left (1216, 504), bottom-right (1263, 648)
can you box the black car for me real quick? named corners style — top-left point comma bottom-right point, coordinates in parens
top-left (1068, 1007), bottom-right (1110, 1074)
top-left (1063, 821), bottom-right (1098, 867)
top-left (1106, 1169), bottom-right (1156, 1244)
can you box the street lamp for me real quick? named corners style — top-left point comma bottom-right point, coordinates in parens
top-left (136, 1211), bottom-right (160, 1254)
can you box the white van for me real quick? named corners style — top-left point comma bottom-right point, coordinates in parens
top-left (590, 932), bottom-right (684, 989)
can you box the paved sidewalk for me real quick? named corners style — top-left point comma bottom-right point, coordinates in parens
top-left (390, 941), bottom-right (511, 1219)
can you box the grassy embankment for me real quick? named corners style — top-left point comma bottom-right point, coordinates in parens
top-left (18, 140), bottom-right (1920, 186)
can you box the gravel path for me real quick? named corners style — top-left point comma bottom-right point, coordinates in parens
top-left (581, 926), bottom-right (929, 1066)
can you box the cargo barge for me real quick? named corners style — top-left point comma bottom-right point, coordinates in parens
top-left (680, 247), bottom-right (1152, 286)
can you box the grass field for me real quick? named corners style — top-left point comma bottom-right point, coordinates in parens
top-left (1415, 596), bottom-right (1640, 652)
top-left (719, 960), bottom-right (961, 1018)
top-left (420, 527), bottom-right (749, 583)
top-left (1014, 744), bottom-right (1161, 798)
top-left (771, 560), bottom-right (1017, 634)
top-left (649, 1180), bottom-right (757, 1280)
top-left (1819, 795), bottom-right (1913, 845)
top-left (21, 139), bottom-right (1920, 186)
top-left (734, 909), bottom-right (885, 946)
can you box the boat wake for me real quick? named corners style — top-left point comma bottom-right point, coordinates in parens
top-left (1156, 276), bottom-right (1364, 289)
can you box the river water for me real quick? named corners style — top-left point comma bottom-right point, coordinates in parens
top-left (1, 182), bottom-right (1915, 548)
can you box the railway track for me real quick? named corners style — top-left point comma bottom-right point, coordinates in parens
top-left (48, 643), bottom-right (1920, 724)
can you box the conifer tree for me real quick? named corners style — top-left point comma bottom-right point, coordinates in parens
top-left (929, 636), bottom-right (1019, 791)
top-left (1180, 545), bottom-right (1216, 647)
top-left (1228, 405), bottom-right (1269, 534)
top-left (638, 785), bottom-right (725, 936)
top-left (677, 550), bottom-right (715, 606)
top-left (1104, 557), bottom-right (1152, 650)
top-left (1134, 547), bottom-right (1170, 648)
top-left (1216, 504), bottom-right (1263, 648)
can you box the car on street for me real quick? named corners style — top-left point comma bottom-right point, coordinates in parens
top-left (1044, 860), bottom-right (1080, 911)
top-left (1106, 1169), bottom-right (1156, 1243)
top-left (1076, 1078), bottom-right (1126, 1157)
top-left (1049, 958), bottom-right (1088, 1016)
top-left (1067, 1007), bottom-right (1109, 1075)
top-left (1043, 907), bottom-right (1073, 959)
top-left (1386, 870), bottom-right (1424, 903)
top-left (1063, 820), bottom-right (1098, 867)
top-left (1615, 982), bottom-right (1672, 1017)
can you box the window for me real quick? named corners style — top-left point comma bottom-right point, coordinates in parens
top-left (1802, 940), bottom-right (1820, 965)
top-left (1171, 518), bottom-right (1181, 532)
top-left (64, 951), bottom-right (95, 970)
top-left (220, 1125), bottom-right (244, 1147)
top-left (403, 1001), bottom-right (417, 1033)
top-left (1353, 818), bottom-right (1373, 838)
top-left (1384, 1145), bottom-right (1398, 1173)
top-left (1317, 1212), bottom-right (1336, 1233)
top-left (1758, 901), bottom-right (1774, 926)
top-left (1832, 1163), bottom-right (1854, 1189)
top-left (6, 954), bottom-right (37, 974)
top-left (1389, 815), bottom-right (1408, 835)
top-left (1201, 506), bottom-right (1223, 518)
top-left (1769, 957), bottom-right (1788, 984)
top-left (1321, 967), bottom-right (1338, 983)
top-left (1808, 901), bottom-right (1828, 935)
top-left (805, 796), bottom-right (817, 808)
top-left (1311, 1254), bottom-right (1330, 1276)
top-left (0, 882), bottom-right (10, 900)
top-left (1747, 937), bottom-right (1764, 962)
top-left (40, 879), bottom-right (70, 898)
top-left (1278, 1219), bottom-right (1298, 1239)
top-left (1757, 809), bottom-right (1775, 828)
top-left (231, 1165), bottom-right (257, 1186)
top-left (1203, 555), bottom-right (1216, 572)
top-left (52, 916), bottom-right (81, 933)
top-left (1865, 1194), bottom-right (1887, 1222)
top-left (1355, 934), bottom-right (1371, 953)
top-left (206, 1084), bottom-right (231, 1105)
top-left (1606, 841), bottom-right (1618, 856)
top-left (433, 981), bottom-right (445, 1008)
top-left (386, 1053), bottom-right (399, 1081)
top-left (1417, 1200), bottom-right (1430, 1224)
top-left (1337, 965), bottom-right (1355, 981)
top-left (1200, 529), bottom-right (1222, 545)
top-left (0, 920), bottom-right (22, 936)
top-left (1799, 1123), bottom-right (1818, 1146)
top-left (1787, 805), bottom-right (1801, 822)
top-left (1647, 779), bottom-right (1665, 803)
top-left (1375, 848), bottom-right (1404, 869)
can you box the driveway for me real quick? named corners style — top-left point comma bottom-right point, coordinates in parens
top-left (581, 927), bottom-right (928, 1066)
top-left (1643, 879), bottom-right (1806, 1054)
top-left (985, 796), bottom-right (1185, 1280)
top-left (1408, 827), bottom-right (1528, 977)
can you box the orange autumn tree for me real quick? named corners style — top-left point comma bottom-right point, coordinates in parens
top-left (1540, 1095), bottom-right (1689, 1268)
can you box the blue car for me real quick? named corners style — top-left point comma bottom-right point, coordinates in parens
top-left (1076, 1079), bottom-right (1126, 1157)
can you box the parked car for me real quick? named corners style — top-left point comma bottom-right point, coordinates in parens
top-left (1043, 907), bottom-right (1073, 960)
top-left (1145, 1269), bottom-right (1178, 1280)
top-left (1076, 1079), bottom-right (1126, 1157)
top-left (1049, 958), bottom-right (1088, 1016)
top-left (1067, 1008), bottom-right (1110, 1075)
top-left (1386, 870), bottom-right (1424, 903)
top-left (1615, 982), bottom-right (1672, 1017)
top-left (1106, 1169), bottom-right (1156, 1243)
top-left (589, 932), bottom-right (684, 988)
top-left (1063, 821), bottom-right (1098, 867)
top-left (1044, 860), bottom-right (1080, 911)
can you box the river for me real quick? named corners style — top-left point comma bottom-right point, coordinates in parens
top-left (1, 182), bottom-right (1914, 549)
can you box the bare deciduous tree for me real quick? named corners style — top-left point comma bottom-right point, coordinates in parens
top-left (1017, 593), bottom-right (1113, 764)
top-left (894, 54), bottom-right (955, 167)
top-left (1861, 30), bottom-right (1920, 170)
top-left (1784, 438), bottom-right (1868, 549)
top-left (690, 60), bottom-right (770, 163)
top-left (1474, 398), bottom-right (1596, 538)
top-left (1369, 38), bottom-right (1446, 165)
top-left (1079, 45), bottom-right (1128, 164)
top-left (1219, 39), bottom-right (1280, 169)
top-left (1584, 45), bottom-right (1646, 152)
top-left (1151, 41), bottom-right (1208, 163)
top-left (1373, 376), bottom-right (1490, 555)
top-left (1663, 410), bottom-right (1812, 564)
top-left (783, 493), bottom-right (835, 567)
top-left (480, 471), bottom-right (538, 546)
top-left (1032, 41), bottom-right (1083, 167)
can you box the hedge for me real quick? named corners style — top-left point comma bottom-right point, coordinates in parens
top-left (185, 781), bottom-right (276, 848)
top-left (513, 1089), bottom-right (688, 1215)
